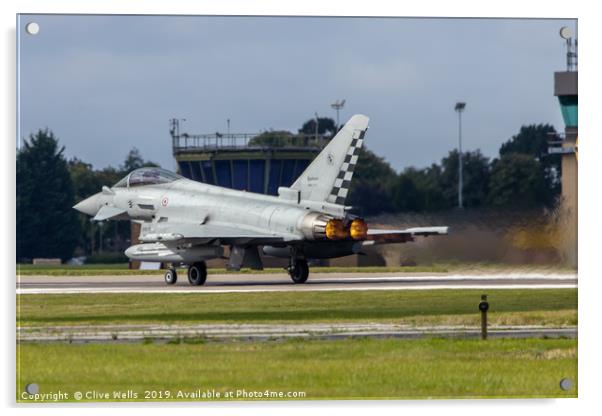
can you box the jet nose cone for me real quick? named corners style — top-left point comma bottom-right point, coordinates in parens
top-left (73, 193), bottom-right (101, 216)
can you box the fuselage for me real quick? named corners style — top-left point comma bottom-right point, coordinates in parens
top-left (118, 177), bottom-right (314, 240)
top-left (78, 175), bottom-right (347, 243)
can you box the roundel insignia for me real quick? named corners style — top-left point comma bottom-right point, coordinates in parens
top-left (327, 152), bottom-right (334, 165)
top-left (161, 197), bottom-right (169, 207)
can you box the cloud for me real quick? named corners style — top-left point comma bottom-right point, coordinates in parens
top-left (335, 58), bottom-right (419, 94)
top-left (18, 15), bottom-right (576, 171)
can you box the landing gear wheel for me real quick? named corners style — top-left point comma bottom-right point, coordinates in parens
top-left (289, 259), bottom-right (309, 284)
top-left (164, 268), bottom-right (177, 285)
top-left (188, 262), bottom-right (207, 286)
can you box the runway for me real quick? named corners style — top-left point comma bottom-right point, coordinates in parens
top-left (17, 271), bottom-right (577, 295)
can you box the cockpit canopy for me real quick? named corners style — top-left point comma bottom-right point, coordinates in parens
top-left (114, 168), bottom-right (183, 188)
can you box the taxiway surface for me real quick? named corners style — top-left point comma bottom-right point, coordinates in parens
top-left (18, 322), bottom-right (577, 343)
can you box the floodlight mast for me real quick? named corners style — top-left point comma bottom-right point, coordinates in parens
top-left (331, 99), bottom-right (346, 130)
top-left (227, 118), bottom-right (231, 145)
top-left (169, 117), bottom-right (186, 137)
top-left (454, 102), bottom-right (466, 209)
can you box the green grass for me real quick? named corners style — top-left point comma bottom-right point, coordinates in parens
top-left (17, 289), bottom-right (577, 326)
top-left (16, 337), bottom-right (577, 401)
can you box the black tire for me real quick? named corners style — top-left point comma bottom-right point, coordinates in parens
top-left (188, 262), bottom-right (207, 286)
top-left (164, 268), bottom-right (177, 285)
top-left (289, 259), bottom-right (309, 284)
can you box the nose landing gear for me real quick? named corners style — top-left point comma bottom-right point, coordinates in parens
top-left (164, 267), bottom-right (177, 285)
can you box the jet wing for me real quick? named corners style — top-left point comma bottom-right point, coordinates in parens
top-left (364, 226), bottom-right (448, 244)
top-left (139, 222), bottom-right (297, 245)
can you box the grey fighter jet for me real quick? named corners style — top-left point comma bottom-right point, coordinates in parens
top-left (74, 115), bottom-right (448, 285)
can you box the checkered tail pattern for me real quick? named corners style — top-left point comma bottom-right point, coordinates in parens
top-left (326, 130), bottom-right (366, 205)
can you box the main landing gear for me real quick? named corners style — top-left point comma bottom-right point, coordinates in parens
top-left (164, 261), bottom-right (207, 286)
top-left (288, 258), bottom-right (309, 284)
top-left (187, 261), bottom-right (207, 286)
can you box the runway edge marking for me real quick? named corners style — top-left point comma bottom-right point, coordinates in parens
top-left (17, 284), bottom-right (577, 295)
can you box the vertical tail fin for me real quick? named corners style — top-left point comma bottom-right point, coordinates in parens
top-left (291, 114), bottom-right (369, 204)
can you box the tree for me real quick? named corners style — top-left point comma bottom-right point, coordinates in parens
top-left (413, 164), bottom-right (446, 211)
top-left (499, 124), bottom-right (557, 160)
top-left (391, 165), bottom-right (447, 212)
top-left (17, 129), bottom-right (80, 261)
top-left (248, 130), bottom-right (296, 147)
top-left (120, 147), bottom-right (159, 173)
top-left (392, 168), bottom-right (424, 212)
top-left (96, 166), bottom-right (123, 189)
top-left (298, 117), bottom-right (337, 137)
top-left (499, 124), bottom-right (560, 202)
top-left (439, 149), bottom-right (490, 208)
top-left (69, 159), bottom-right (103, 255)
top-left (487, 153), bottom-right (549, 207)
top-left (346, 148), bottom-right (397, 215)
top-left (69, 158), bottom-right (102, 200)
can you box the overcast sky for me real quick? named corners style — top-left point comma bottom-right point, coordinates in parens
top-left (18, 15), bottom-right (577, 172)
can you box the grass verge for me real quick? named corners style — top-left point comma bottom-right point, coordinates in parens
top-left (17, 289), bottom-right (577, 327)
top-left (17, 337), bottom-right (577, 401)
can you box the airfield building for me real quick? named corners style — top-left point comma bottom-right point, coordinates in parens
top-left (169, 119), bottom-right (324, 195)
top-left (549, 29), bottom-right (578, 267)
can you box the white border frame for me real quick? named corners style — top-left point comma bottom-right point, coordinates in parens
top-left (4, 1), bottom-right (599, 415)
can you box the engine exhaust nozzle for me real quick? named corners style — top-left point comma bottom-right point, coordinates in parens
top-left (325, 219), bottom-right (350, 240)
top-left (349, 218), bottom-right (368, 240)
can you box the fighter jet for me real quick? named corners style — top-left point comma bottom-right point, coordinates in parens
top-left (74, 115), bottom-right (448, 285)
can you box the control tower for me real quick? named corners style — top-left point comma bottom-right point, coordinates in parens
top-left (169, 119), bottom-right (325, 194)
top-left (549, 26), bottom-right (578, 266)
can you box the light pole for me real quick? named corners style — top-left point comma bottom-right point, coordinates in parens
top-left (455, 102), bottom-right (466, 209)
top-left (98, 221), bottom-right (104, 253)
top-left (227, 118), bottom-right (231, 145)
top-left (331, 99), bottom-right (346, 131)
top-left (169, 118), bottom-right (187, 138)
